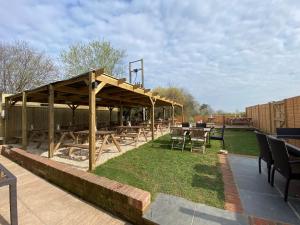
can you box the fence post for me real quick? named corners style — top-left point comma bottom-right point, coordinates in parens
top-left (284, 99), bottom-right (288, 128)
top-left (268, 102), bottom-right (272, 134)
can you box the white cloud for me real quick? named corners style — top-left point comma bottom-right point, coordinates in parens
top-left (1, 0), bottom-right (300, 111)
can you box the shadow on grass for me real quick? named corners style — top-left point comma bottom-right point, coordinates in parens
top-left (192, 163), bottom-right (224, 203)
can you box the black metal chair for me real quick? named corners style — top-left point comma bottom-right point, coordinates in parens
top-left (210, 125), bottom-right (225, 148)
top-left (182, 122), bottom-right (190, 127)
top-left (196, 122), bottom-right (206, 128)
top-left (267, 136), bottom-right (300, 201)
top-left (254, 131), bottom-right (273, 183)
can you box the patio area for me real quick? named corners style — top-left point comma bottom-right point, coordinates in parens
top-left (142, 154), bottom-right (300, 225)
top-left (0, 155), bottom-right (128, 225)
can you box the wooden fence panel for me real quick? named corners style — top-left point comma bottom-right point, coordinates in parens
top-left (5, 106), bottom-right (118, 139)
top-left (246, 95), bottom-right (300, 147)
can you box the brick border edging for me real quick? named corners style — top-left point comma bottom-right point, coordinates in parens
top-left (218, 153), bottom-right (244, 213)
top-left (1, 146), bottom-right (156, 225)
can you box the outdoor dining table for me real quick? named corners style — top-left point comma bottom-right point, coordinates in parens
top-left (115, 125), bottom-right (149, 142)
top-left (29, 129), bottom-right (76, 150)
top-left (73, 130), bottom-right (122, 153)
top-left (0, 164), bottom-right (18, 225)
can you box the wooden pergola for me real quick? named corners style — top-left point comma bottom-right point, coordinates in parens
top-left (4, 68), bottom-right (183, 170)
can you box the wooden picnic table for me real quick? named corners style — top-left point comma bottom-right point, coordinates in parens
top-left (139, 122), bottom-right (165, 136)
top-left (29, 129), bottom-right (76, 150)
top-left (115, 126), bottom-right (148, 143)
top-left (73, 130), bottom-right (122, 154)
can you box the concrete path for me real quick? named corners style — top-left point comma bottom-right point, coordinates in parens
top-left (228, 154), bottom-right (300, 225)
top-left (0, 155), bottom-right (129, 225)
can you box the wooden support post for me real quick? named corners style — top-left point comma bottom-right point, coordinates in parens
top-left (109, 107), bottom-right (113, 126)
top-left (48, 85), bottom-right (54, 158)
top-left (4, 97), bottom-right (9, 144)
top-left (0, 93), bottom-right (3, 143)
top-left (150, 98), bottom-right (155, 141)
top-left (171, 104), bottom-right (175, 126)
top-left (181, 106), bottom-right (184, 123)
top-left (89, 71), bottom-right (96, 171)
top-left (119, 106), bottom-right (123, 126)
top-left (22, 92), bottom-right (27, 149)
top-left (162, 107), bottom-right (166, 120)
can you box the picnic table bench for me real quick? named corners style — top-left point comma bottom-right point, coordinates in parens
top-left (65, 130), bottom-right (122, 161)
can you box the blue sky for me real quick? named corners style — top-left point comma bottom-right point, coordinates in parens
top-left (1, 0), bottom-right (300, 112)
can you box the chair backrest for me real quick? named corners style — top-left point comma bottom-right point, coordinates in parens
top-left (220, 125), bottom-right (225, 138)
top-left (182, 122), bottom-right (190, 127)
top-left (254, 131), bottom-right (273, 163)
top-left (170, 127), bottom-right (185, 137)
top-left (190, 128), bottom-right (205, 139)
top-left (196, 122), bottom-right (206, 128)
top-left (267, 136), bottom-right (291, 178)
top-left (276, 128), bottom-right (300, 136)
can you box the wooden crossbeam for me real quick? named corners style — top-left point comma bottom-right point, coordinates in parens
top-left (95, 82), bottom-right (106, 94)
top-left (118, 78), bottom-right (126, 84)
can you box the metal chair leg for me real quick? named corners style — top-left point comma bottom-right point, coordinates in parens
top-left (284, 178), bottom-right (290, 202)
top-left (271, 167), bottom-right (275, 187)
top-left (267, 165), bottom-right (271, 183)
top-left (258, 157), bottom-right (262, 174)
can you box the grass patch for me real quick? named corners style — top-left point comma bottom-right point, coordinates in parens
top-left (225, 129), bottom-right (259, 156)
top-left (94, 135), bottom-right (225, 209)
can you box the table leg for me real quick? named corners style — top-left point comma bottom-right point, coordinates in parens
top-left (142, 128), bottom-right (148, 142)
top-left (9, 182), bottom-right (18, 225)
top-left (54, 133), bottom-right (66, 152)
top-left (36, 132), bottom-right (45, 149)
top-left (111, 134), bottom-right (122, 152)
top-left (98, 135), bottom-right (109, 155)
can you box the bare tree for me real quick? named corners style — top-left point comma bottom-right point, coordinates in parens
top-left (60, 40), bottom-right (126, 78)
top-left (0, 41), bottom-right (58, 93)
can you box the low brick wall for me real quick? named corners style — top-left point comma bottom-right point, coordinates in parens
top-left (1, 146), bottom-right (155, 225)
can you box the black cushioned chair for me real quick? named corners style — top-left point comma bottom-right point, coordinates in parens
top-left (182, 122), bottom-right (190, 127)
top-left (210, 125), bottom-right (225, 148)
top-left (267, 136), bottom-right (300, 201)
top-left (196, 122), bottom-right (206, 128)
top-left (254, 131), bottom-right (273, 183)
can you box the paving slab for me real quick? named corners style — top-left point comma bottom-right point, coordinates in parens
top-left (144, 193), bottom-right (248, 225)
top-left (228, 154), bottom-right (300, 225)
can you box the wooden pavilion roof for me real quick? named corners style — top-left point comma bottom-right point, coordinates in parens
top-left (7, 68), bottom-right (182, 108)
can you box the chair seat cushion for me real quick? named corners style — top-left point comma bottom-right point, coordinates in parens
top-left (210, 136), bottom-right (223, 140)
top-left (171, 137), bottom-right (183, 140)
top-left (191, 138), bottom-right (205, 142)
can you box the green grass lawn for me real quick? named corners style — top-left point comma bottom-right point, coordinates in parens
top-left (224, 129), bottom-right (259, 156)
top-left (94, 135), bottom-right (225, 209)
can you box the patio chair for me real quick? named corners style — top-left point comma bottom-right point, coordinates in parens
top-left (254, 131), bottom-right (274, 183)
top-left (210, 125), bottom-right (225, 148)
top-left (182, 122), bottom-right (190, 127)
top-left (190, 128), bottom-right (207, 153)
top-left (196, 122), bottom-right (206, 128)
top-left (170, 127), bottom-right (186, 151)
top-left (267, 136), bottom-right (300, 201)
